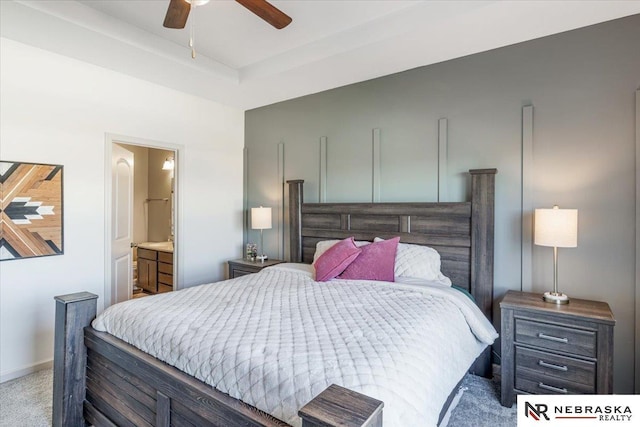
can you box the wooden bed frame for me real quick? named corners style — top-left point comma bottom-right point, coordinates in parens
top-left (53, 168), bottom-right (496, 427)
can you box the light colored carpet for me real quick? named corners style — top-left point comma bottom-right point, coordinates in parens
top-left (0, 369), bottom-right (516, 426)
top-left (446, 373), bottom-right (516, 426)
top-left (0, 369), bottom-right (52, 427)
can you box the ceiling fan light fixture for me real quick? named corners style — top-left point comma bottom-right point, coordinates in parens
top-left (163, 0), bottom-right (292, 56)
top-left (185, 0), bottom-right (210, 6)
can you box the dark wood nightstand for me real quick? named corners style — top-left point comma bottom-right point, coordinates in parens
top-left (228, 258), bottom-right (285, 279)
top-left (500, 290), bottom-right (615, 407)
top-left (299, 384), bottom-right (383, 427)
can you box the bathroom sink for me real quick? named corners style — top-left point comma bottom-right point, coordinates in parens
top-left (138, 241), bottom-right (173, 252)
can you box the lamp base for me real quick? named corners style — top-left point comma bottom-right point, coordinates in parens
top-left (543, 291), bottom-right (569, 305)
top-left (257, 254), bottom-right (268, 262)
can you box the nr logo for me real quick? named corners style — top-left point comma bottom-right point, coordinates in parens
top-left (525, 402), bottom-right (550, 421)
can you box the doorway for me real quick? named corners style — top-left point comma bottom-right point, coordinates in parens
top-left (105, 135), bottom-right (182, 309)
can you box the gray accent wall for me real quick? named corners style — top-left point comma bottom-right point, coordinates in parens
top-left (245, 15), bottom-right (640, 393)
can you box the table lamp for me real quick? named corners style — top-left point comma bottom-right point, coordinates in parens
top-left (534, 205), bottom-right (578, 304)
top-left (251, 206), bottom-right (272, 262)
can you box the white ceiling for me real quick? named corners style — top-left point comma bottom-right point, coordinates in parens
top-left (2, 1), bottom-right (639, 110)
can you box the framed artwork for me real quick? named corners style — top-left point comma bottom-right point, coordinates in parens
top-left (0, 161), bottom-right (64, 261)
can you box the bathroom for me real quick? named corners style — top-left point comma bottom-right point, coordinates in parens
top-left (115, 143), bottom-right (175, 298)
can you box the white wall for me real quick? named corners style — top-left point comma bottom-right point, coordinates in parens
top-left (0, 38), bottom-right (245, 381)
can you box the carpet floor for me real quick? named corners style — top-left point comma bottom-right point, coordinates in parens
top-left (0, 369), bottom-right (516, 426)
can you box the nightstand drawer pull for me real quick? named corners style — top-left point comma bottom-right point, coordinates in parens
top-left (537, 333), bottom-right (568, 343)
top-left (538, 382), bottom-right (567, 394)
top-left (538, 360), bottom-right (568, 371)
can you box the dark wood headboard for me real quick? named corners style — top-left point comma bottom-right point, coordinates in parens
top-left (287, 169), bottom-right (497, 322)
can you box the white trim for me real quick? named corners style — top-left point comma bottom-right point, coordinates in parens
top-left (319, 137), bottom-right (327, 203)
top-left (278, 142), bottom-right (285, 260)
top-left (243, 147), bottom-right (249, 252)
top-left (438, 118), bottom-right (448, 202)
top-left (635, 89), bottom-right (639, 393)
top-left (372, 128), bottom-right (381, 203)
top-left (104, 133), bottom-right (184, 310)
top-left (0, 359), bottom-right (52, 383)
top-left (521, 105), bottom-right (534, 292)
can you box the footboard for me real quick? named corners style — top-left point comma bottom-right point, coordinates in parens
top-left (53, 292), bottom-right (383, 427)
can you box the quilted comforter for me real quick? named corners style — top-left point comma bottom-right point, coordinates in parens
top-left (93, 264), bottom-right (498, 427)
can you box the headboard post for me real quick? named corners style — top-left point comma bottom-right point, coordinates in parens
top-left (287, 180), bottom-right (304, 262)
top-left (469, 169), bottom-right (497, 322)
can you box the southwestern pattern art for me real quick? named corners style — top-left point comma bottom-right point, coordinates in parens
top-left (0, 161), bottom-right (63, 261)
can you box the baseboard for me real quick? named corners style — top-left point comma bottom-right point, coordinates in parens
top-left (0, 359), bottom-right (52, 383)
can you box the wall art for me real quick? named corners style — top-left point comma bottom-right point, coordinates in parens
top-left (0, 161), bottom-right (64, 261)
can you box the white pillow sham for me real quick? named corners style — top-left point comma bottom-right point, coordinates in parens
top-left (266, 263), bottom-right (315, 278)
top-left (311, 239), bottom-right (370, 265)
top-left (374, 237), bottom-right (451, 286)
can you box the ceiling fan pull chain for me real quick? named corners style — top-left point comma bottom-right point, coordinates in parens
top-left (190, 5), bottom-right (196, 58)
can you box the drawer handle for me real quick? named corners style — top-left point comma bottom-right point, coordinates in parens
top-left (538, 360), bottom-right (568, 371)
top-left (538, 333), bottom-right (568, 343)
top-left (538, 382), bottom-right (567, 394)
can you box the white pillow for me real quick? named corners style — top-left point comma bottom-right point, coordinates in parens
top-left (374, 237), bottom-right (451, 285)
top-left (312, 239), bottom-right (370, 265)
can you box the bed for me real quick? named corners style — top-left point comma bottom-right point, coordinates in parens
top-left (53, 168), bottom-right (497, 427)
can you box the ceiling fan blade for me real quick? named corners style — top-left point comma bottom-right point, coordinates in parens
top-left (163, 0), bottom-right (191, 29)
top-left (235, 0), bottom-right (292, 29)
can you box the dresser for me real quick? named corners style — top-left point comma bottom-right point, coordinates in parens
top-left (500, 290), bottom-right (614, 407)
top-left (228, 258), bottom-right (284, 278)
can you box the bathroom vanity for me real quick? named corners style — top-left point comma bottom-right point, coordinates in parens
top-left (137, 242), bottom-right (174, 294)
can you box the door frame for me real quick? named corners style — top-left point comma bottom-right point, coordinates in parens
top-left (103, 133), bottom-right (185, 310)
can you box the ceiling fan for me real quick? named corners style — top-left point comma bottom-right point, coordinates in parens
top-left (163, 0), bottom-right (292, 30)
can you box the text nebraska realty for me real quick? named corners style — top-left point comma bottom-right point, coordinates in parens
top-left (528, 403), bottom-right (632, 422)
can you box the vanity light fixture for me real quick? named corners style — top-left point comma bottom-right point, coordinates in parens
top-left (534, 205), bottom-right (578, 304)
top-left (162, 157), bottom-right (174, 170)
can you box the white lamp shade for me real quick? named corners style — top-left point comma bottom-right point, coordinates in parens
top-left (251, 206), bottom-right (272, 230)
top-left (534, 206), bottom-right (578, 248)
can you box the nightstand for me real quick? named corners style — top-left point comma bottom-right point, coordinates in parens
top-left (228, 258), bottom-right (284, 279)
top-left (500, 290), bottom-right (615, 407)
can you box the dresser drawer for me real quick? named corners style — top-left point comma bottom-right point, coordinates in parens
top-left (515, 318), bottom-right (596, 358)
top-left (516, 373), bottom-right (595, 395)
top-left (158, 262), bottom-right (173, 275)
top-left (515, 346), bottom-right (595, 387)
top-left (158, 251), bottom-right (173, 264)
top-left (158, 273), bottom-right (173, 286)
top-left (157, 283), bottom-right (173, 293)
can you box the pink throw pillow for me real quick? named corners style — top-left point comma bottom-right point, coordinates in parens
top-left (339, 237), bottom-right (400, 282)
top-left (315, 237), bottom-right (362, 281)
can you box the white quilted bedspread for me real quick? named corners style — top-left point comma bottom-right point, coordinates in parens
top-left (93, 265), bottom-right (497, 427)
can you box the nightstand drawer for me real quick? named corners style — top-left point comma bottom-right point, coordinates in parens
top-left (515, 318), bottom-right (596, 358)
top-left (232, 269), bottom-right (253, 278)
top-left (228, 259), bottom-right (284, 279)
top-left (516, 371), bottom-right (595, 395)
top-left (515, 346), bottom-right (595, 387)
